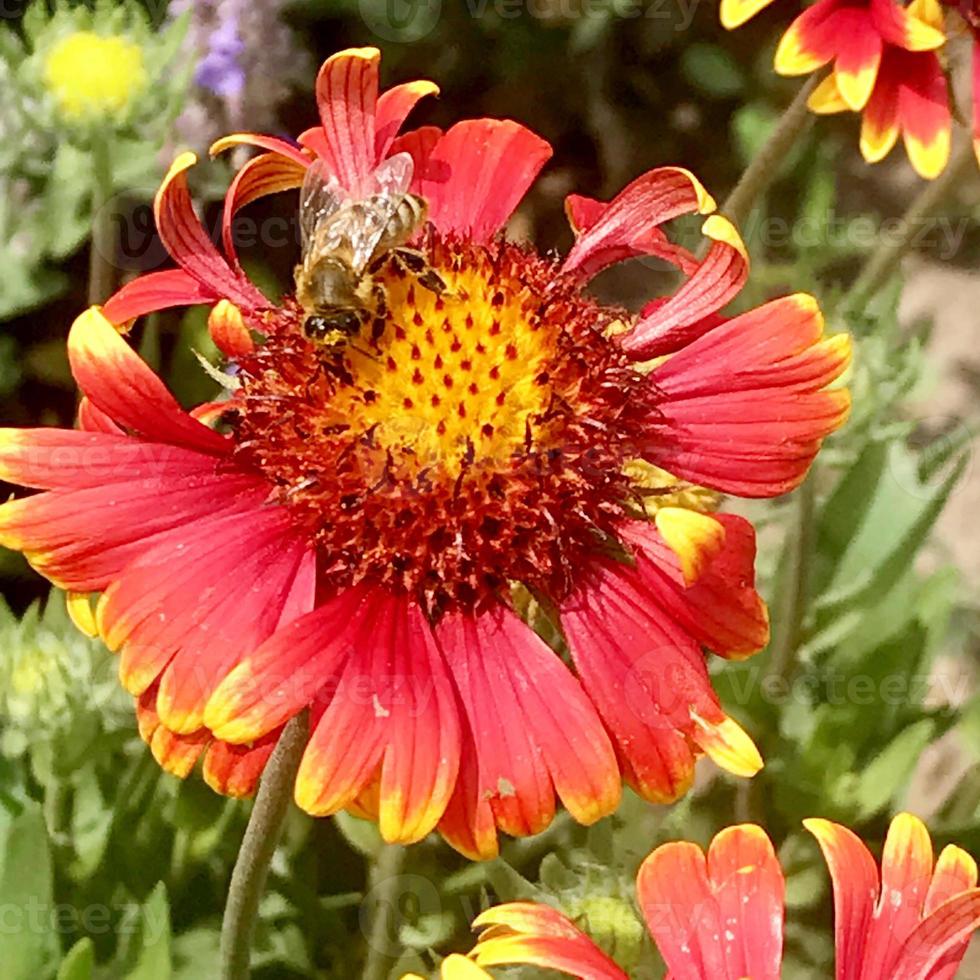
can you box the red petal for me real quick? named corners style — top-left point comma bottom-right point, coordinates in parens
top-left (102, 269), bottom-right (217, 326)
top-left (892, 891), bottom-right (980, 980)
top-left (221, 153), bottom-right (307, 261)
top-left (203, 730), bottom-right (281, 798)
top-left (0, 428), bottom-right (223, 490)
top-left (621, 515), bottom-right (770, 658)
top-left (209, 132), bottom-right (311, 167)
top-left (154, 153), bottom-right (269, 312)
top-left (641, 294), bottom-right (851, 497)
top-left (922, 846), bottom-right (979, 980)
top-left (294, 587), bottom-right (460, 844)
top-left (637, 825), bottom-right (784, 980)
top-left (314, 48), bottom-right (381, 190)
top-left (804, 818), bottom-right (879, 980)
top-left (374, 80), bottom-right (439, 160)
top-left (0, 471), bottom-right (268, 592)
top-left (437, 605), bottom-right (620, 852)
top-left (97, 506), bottom-right (301, 699)
top-left (390, 125), bottom-right (443, 181)
top-left (561, 167), bottom-right (713, 281)
top-left (419, 119), bottom-right (552, 243)
top-left (561, 559), bottom-right (719, 803)
top-left (204, 588), bottom-right (365, 743)
top-left (67, 308), bottom-right (231, 455)
top-left (623, 215), bottom-right (749, 358)
top-left (77, 397), bottom-right (122, 434)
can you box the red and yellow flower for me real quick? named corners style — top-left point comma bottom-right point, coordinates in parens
top-left (0, 48), bottom-right (850, 858)
top-left (722, 0), bottom-right (977, 178)
top-left (465, 814), bottom-right (980, 979)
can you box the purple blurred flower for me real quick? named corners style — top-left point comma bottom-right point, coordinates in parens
top-left (194, 13), bottom-right (246, 98)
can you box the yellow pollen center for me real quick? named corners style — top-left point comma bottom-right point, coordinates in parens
top-left (44, 32), bottom-right (146, 121)
top-left (326, 259), bottom-right (560, 478)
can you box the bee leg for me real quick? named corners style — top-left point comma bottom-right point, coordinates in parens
top-left (391, 248), bottom-right (453, 297)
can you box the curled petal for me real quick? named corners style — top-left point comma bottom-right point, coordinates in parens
top-left (102, 269), bottom-right (218, 326)
top-left (221, 153), bottom-right (307, 261)
top-left (892, 891), bottom-right (980, 980)
top-left (561, 166), bottom-right (714, 282)
top-left (623, 215), bottom-right (749, 359)
top-left (209, 132), bottom-right (311, 168)
top-left (472, 903), bottom-right (628, 979)
top-left (67, 308), bottom-right (230, 454)
top-left (419, 119), bottom-right (552, 243)
top-left (154, 152), bottom-right (269, 312)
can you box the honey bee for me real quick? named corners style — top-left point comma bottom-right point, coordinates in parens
top-left (294, 151), bottom-right (448, 357)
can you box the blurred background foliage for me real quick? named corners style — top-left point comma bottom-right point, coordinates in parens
top-left (0, 1), bottom-right (979, 978)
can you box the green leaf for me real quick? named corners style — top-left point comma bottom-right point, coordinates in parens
top-left (117, 882), bottom-right (171, 980)
top-left (854, 718), bottom-right (936, 820)
top-left (56, 938), bottom-right (95, 980)
top-left (680, 44), bottom-right (745, 99)
top-left (0, 802), bottom-right (57, 980)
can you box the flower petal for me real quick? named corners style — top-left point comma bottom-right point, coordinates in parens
top-left (208, 300), bottom-right (254, 358)
top-left (891, 891), bottom-right (980, 980)
top-left (803, 817), bottom-right (879, 980)
top-left (472, 902), bottom-right (628, 979)
top-left (437, 605), bottom-right (620, 855)
top-left (720, 0), bottom-right (778, 28)
top-left (209, 132), bottom-right (311, 167)
top-left (96, 506), bottom-right (302, 699)
top-left (641, 294), bottom-right (851, 497)
top-left (67, 307), bottom-right (231, 454)
top-left (221, 153), bottom-right (307, 261)
top-left (561, 167), bottom-right (714, 282)
top-left (374, 80), bottom-right (440, 160)
top-left (859, 813), bottom-right (934, 979)
top-left (638, 825), bottom-right (784, 980)
top-left (621, 516), bottom-right (770, 659)
top-left (420, 119), bottom-right (552, 243)
top-left (294, 587), bottom-right (460, 845)
top-left (102, 269), bottom-right (218, 326)
top-left (623, 215), bottom-right (749, 359)
top-left (155, 152), bottom-right (269, 311)
top-left (0, 471), bottom-right (268, 592)
top-left (203, 730), bottom-right (281, 798)
top-left (561, 558), bottom-right (722, 803)
top-left (314, 47), bottom-right (381, 191)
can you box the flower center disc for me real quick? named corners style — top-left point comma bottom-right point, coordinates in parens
top-left (236, 236), bottom-right (654, 614)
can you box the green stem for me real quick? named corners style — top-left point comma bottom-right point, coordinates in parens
top-left (840, 138), bottom-right (976, 316)
top-left (363, 842), bottom-right (408, 980)
top-left (719, 76), bottom-right (820, 229)
top-left (766, 476), bottom-right (817, 686)
top-left (220, 713), bottom-right (308, 980)
top-left (87, 134), bottom-right (117, 306)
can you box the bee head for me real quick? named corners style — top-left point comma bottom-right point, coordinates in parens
top-left (304, 310), bottom-right (364, 343)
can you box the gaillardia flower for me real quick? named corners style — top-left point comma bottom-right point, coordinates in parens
top-left (464, 814), bottom-right (980, 979)
top-left (721, 0), bottom-right (974, 178)
top-left (0, 48), bottom-right (850, 858)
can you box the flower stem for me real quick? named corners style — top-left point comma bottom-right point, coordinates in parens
top-left (363, 842), bottom-right (408, 980)
top-left (87, 133), bottom-right (117, 306)
top-left (220, 713), bottom-right (308, 980)
top-left (840, 138), bottom-right (976, 316)
top-left (720, 76), bottom-right (819, 229)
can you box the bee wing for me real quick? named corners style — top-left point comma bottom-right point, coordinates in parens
top-left (346, 152), bottom-right (416, 273)
top-left (299, 158), bottom-right (347, 257)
